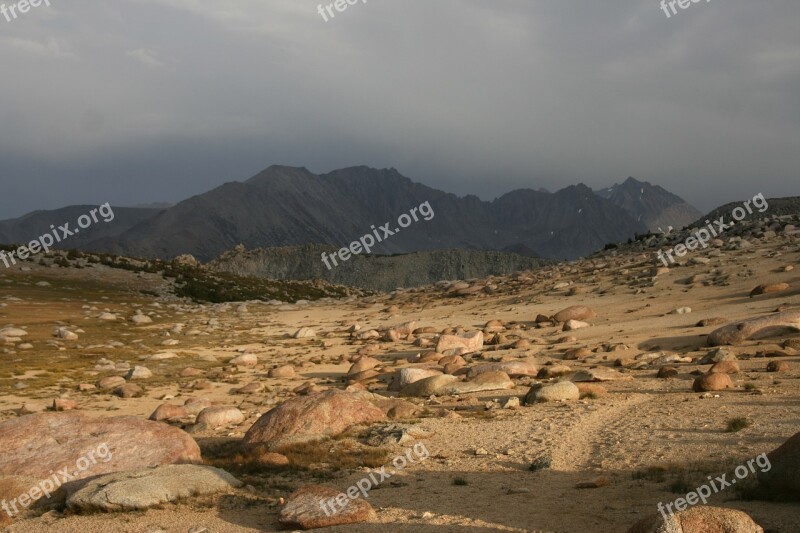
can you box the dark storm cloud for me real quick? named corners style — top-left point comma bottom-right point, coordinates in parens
top-left (0, 0), bottom-right (798, 218)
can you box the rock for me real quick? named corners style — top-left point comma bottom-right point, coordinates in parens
top-left (179, 367), bottom-right (203, 378)
top-left (563, 320), bottom-right (590, 331)
top-left (437, 354), bottom-right (466, 366)
top-left (383, 321), bottom-right (416, 336)
top-left (627, 506), bottom-right (763, 533)
top-left (766, 360), bottom-right (789, 372)
top-left (657, 366), bottom-right (679, 378)
top-left (708, 311), bottom-right (800, 346)
top-left (369, 398), bottom-right (422, 420)
top-left (709, 360), bottom-right (740, 374)
top-left (0, 327), bottom-right (27, 337)
top-left (230, 353), bottom-right (258, 366)
top-left (390, 368), bottom-right (443, 391)
top-left (147, 351), bottom-right (177, 361)
top-left (525, 381), bottom-right (580, 404)
top-left (254, 451), bottom-right (290, 466)
top-left (279, 485), bottom-right (376, 530)
top-left (466, 361), bottom-right (538, 378)
top-left (113, 383), bottom-right (143, 398)
top-left (293, 327), bottom-right (316, 339)
top-left (758, 430), bottom-right (800, 500)
top-left (149, 404), bottom-right (190, 422)
top-left (399, 374), bottom-right (459, 397)
top-left (436, 331), bottom-right (484, 356)
top-left (417, 351), bottom-right (442, 363)
top-left (576, 383), bottom-right (607, 398)
top-left (196, 406), bottom-right (245, 428)
top-left (538, 364), bottom-right (572, 378)
top-left (242, 390), bottom-right (386, 450)
top-left (438, 371), bottom-right (515, 395)
top-left (172, 254), bottom-right (200, 267)
top-left (0, 477), bottom-right (36, 524)
top-left (503, 397), bottom-right (521, 409)
top-left (570, 368), bottom-right (632, 382)
top-left (669, 307), bottom-right (692, 315)
top-left (184, 397), bottom-right (212, 415)
top-left (692, 373), bottom-right (735, 392)
top-left (346, 369), bottom-right (381, 383)
top-left (66, 465), bottom-right (241, 512)
top-left (54, 327), bottom-right (78, 340)
top-left (97, 313), bottom-right (117, 321)
top-left (53, 398), bottom-right (78, 411)
top-left (347, 357), bottom-right (380, 375)
top-left (576, 476), bottom-right (610, 489)
top-left (552, 305), bottom-right (595, 322)
top-left (126, 366), bottom-right (153, 380)
top-left (563, 347), bottom-right (592, 360)
top-left (268, 365), bottom-right (296, 378)
top-left (0, 413), bottom-right (201, 480)
top-left (130, 314), bottom-right (153, 325)
top-left (234, 382), bottom-right (264, 394)
top-left (750, 283), bottom-right (790, 297)
top-left (699, 348), bottom-right (737, 364)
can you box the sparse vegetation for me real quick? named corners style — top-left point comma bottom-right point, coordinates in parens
top-left (726, 417), bottom-right (750, 433)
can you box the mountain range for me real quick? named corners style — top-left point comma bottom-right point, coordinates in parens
top-left (0, 166), bottom-right (702, 261)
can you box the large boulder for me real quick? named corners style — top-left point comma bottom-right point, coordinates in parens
top-left (399, 374), bottom-right (459, 397)
top-left (279, 485), bottom-right (376, 530)
top-left (692, 373), bottom-right (735, 392)
top-left (708, 311), bottom-right (800, 346)
top-left (389, 368), bottom-right (443, 391)
top-left (552, 305), bottom-right (596, 323)
top-left (758, 431), bottom-right (800, 500)
top-left (525, 381), bottom-right (580, 404)
top-left (0, 413), bottom-right (201, 481)
top-left (196, 406), bottom-right (245, 428)
top-left (627, 506), bottom-right (763, 533)
top-left (242, 390), bottom-right (386, 450)
top-left (749, 283), bottom-right (789, 297)
top-left (436, 331), bottom-right (484, 356)
top-left (66, 465), bottom-right (241, 511)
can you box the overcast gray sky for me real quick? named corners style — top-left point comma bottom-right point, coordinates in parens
top-left (1, 0), bottom-right (798, 218)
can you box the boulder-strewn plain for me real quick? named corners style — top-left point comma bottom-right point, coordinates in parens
top-left (0, 211), bottom-right (797, 532)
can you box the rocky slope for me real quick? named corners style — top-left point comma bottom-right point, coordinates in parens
top-left (209, 244), bottom-right (554, 292)
top-left (0, 208), bottom-right (797, 532)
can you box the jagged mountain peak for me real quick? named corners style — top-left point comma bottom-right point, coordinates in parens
top-left (594, 176), bottom-right (702, 232)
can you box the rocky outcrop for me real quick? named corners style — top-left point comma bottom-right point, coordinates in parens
top-left (0, 413), bottom-right (201, 480)
top-left (242, 390), bottom-right (386, 450)
top-left (708, 311), bottom-right (800, 346)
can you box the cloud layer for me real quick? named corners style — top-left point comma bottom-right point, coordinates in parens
top-left (1, 0), bottom-right (798, 217)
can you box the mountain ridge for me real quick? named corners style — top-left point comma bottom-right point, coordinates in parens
top-left (0, 165), bottom-right (703, 261)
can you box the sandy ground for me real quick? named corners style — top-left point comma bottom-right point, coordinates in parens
top-left (0, 235), bottom-right (798, 533)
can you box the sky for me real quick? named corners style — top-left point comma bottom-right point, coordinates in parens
top-left (0, 0), bottom-right (798, 218)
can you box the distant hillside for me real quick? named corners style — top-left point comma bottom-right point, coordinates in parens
top-left (596, 177), bottom-right (702, 232)
top-left (691, 196), bottom-right (800, 227)
top-left (79, 165), bottom-right (647, 260)
top-left (209, 244), bottom-right (554, 292)
top-left (0, 206), bottom-right (162, 249)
